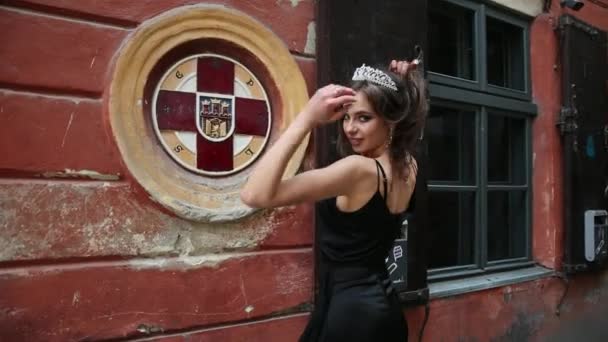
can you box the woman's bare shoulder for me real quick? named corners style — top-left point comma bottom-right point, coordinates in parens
top-left (339, 155), bottom-right (377, 174)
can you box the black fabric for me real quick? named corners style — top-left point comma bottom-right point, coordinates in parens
top-left (300, 160), bottom-right (409, 342)
top-left (375, 160), bottom-right (389, 201)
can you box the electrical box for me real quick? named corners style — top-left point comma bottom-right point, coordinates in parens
top-left (585, 210), bottom-right (608, 263)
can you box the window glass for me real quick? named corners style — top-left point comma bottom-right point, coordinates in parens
top-left (487, 191), bottom-right (527, 261)
top-left (429, 191), bottom-right (476, 268)
top-left (487, 114), bottom-right (526, 185)
top-left (487, 16), bottom-right (525, 91)
top-left (429, 0), bottom-right (476, 80)
top-left (427, 106), bottom-right (476, 185)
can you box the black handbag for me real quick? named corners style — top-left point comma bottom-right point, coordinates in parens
top-left (385, 215), bottom-right (409, 292)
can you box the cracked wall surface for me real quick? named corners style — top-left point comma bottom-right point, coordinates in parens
top-left (0, 1), bottom-right (316, 340)
top-left (1, 0), bottom-right (608, 341)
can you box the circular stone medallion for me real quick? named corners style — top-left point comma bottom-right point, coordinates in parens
top-left (153, 54), bottom-right (271, 176)
top-left (109, 6), bottom-right (309, 222)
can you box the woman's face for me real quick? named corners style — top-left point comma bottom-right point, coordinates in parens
top-left (342, 91), bottom-right (390, 157)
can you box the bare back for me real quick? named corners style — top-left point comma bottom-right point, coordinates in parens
top-left (336, 156), bottom-right (417, 214)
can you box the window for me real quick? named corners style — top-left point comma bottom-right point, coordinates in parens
top-left (429, 0), bottom-right (476, 81)
top-left (486, 16), bottom-right (525, 91)
top-left (426, 0), bottom-right (536, 281)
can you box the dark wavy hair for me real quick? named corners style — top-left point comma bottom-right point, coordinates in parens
top-left (337, 66), bottom-right (428, 180)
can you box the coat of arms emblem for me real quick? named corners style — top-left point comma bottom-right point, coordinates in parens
top-left (197, 96), bottom-right (235, 142)
top-left (152, 54), bottom-right (271, 176)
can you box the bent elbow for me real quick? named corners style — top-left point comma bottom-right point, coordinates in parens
top-left (239, 189), bottom-right (257, 207)
top-left (240, 189), bottom-right (267, 208)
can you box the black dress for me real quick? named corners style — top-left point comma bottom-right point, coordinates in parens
top-left (299, 160), bottom-right (409, 342)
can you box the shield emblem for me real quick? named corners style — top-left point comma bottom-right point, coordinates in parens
top-left (196, 94), bottom-right (236, 142)
top-left (153, 54), bottom-right (271, 175)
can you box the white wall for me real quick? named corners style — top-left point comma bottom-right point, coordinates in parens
top-left (489, 0), bottom-right (544, 16)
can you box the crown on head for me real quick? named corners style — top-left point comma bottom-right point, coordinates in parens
top-left (351, 64), bottom-right (397, 91)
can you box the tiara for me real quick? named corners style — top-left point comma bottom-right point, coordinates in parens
top-left (351, 64), bottom-right (398, 91)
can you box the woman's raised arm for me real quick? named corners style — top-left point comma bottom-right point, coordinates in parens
top-left (240, 85), bottom-right (358, 209)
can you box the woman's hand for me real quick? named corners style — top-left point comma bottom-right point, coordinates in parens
top-left (301, 84), bottom-right (355, 127)
top-left (389, 59), bottom-right (419, 78)
top-left (241, 84), bottom-right (355, 209)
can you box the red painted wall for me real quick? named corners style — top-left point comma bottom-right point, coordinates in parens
top-left (1, 0), bottom-right (607, 341)
top-left (0, 0), bottom-right (317, 341)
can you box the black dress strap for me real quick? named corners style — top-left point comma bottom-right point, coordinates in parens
top-left (374, 160), bottom-right (389, 204)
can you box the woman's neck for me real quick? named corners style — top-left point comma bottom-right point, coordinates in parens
top-left (362, 146), bottom-right (389, 160)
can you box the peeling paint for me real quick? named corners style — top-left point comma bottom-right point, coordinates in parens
top-left (132, 234), bottom-right (146, 246)
top-left (493, 312), bottom-right (544, 342)
top-left (173, 233), bottom-right (195, 255)
top-left (583, 288), bottom-right (603, 304)
top-left (89, 49), bottom-right (99, 69)
top-left (0, 181), bottom-right (290, 263)
top-left (160, 196), bottom-right (258, 223)
top-left (41, 169), bottom-right (119, 181)
top-left (304, 21), bottom-right (316, 55)
top-left (0, 308), bottom-right (28, 317)
top-left (72, 291), bottom-right (80, 306)
top-left (0, 238), bottom-right (25, 262)
top-left (127, 254), bottom-right (235, 270)
top-left (276, 0), bottom-right (301, 7)
top-left (542, 191), bottom-right (551, 215)
top-left (61, 111), bottom-right (75, 148)
top-left (275, 263), bottom-right (309, 296)
top-left (240, 272), bottom-right (249, 313)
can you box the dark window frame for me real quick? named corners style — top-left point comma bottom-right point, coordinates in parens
top-left (427, 0), bottom-right (536, 282)
top-left (428, 0), bottom-right (532, 100)
top-left (428, 0), bottom-right (481, 90)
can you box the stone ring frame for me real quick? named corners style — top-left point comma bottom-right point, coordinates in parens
top-left (108, 5), bottom-right (310, 222)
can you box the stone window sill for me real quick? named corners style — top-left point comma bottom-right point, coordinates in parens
top-left (429, 265), bottom-right (555, 299)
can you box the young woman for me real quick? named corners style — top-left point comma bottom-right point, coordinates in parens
top-left (241, 60), bottom-right (427, 342)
